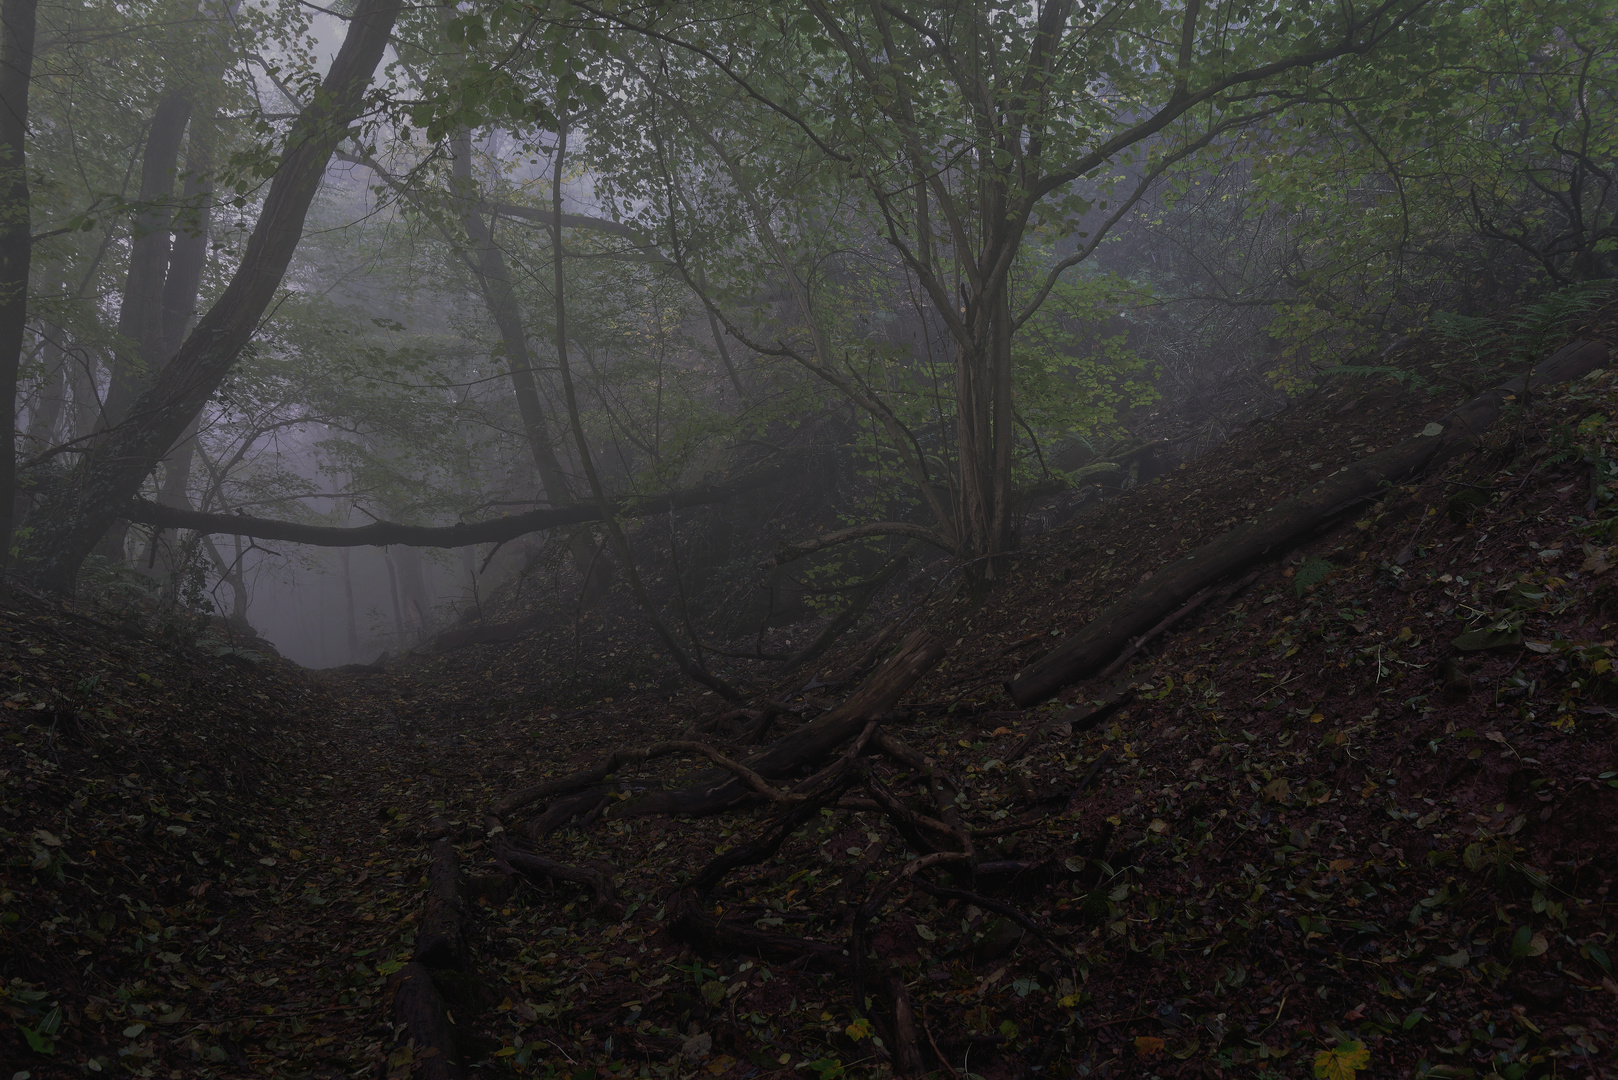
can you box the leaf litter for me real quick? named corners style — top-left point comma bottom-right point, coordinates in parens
top-left (5, 312), bottom-right (1618, 1079)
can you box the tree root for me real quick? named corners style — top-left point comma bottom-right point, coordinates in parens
top-left (491, 833), bottom-right (617, 912)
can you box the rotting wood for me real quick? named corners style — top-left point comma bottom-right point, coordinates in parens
top-left (688, 772), bottom-right (857, 895)
top-left (1095, 584), bottom-right (1216, 679)
top-left (389, 962), bottom-right (464, 1080)
top-left (413, 838), bottom-right (469, 972)
top-left (1008, 337), bottom-right (1610, 705)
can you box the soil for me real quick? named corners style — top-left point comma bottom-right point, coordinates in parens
top-left (5, 302), bottom-right (1618, 1080)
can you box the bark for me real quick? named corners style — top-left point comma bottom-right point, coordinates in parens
top-left (340, 546), bottom-right (359, 661)
top-left (413, 838), bottom-right (469, 972)
top-left (117, 461), bottom-right (791, 546)
top-left (388, 963), bottom-right (463, 1080)
top-left (616, 629), bottom-right (945, 818)
top-left (1007, 338), bottom-right (1611, 706)
top-left (24, 327), bottom-right (64, 445)
top-left (449, 135), bottom-right (610, 604)
top-left (102, 92), bottom-right (192, 427)
top-left (0, 0), bottom-right (39, 566)
top-left (490, 831), bottom-right (615, 911)
top-left (19, 0), bottom-right (404, 590)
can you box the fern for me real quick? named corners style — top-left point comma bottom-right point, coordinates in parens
top-left (1294, 555), bottom-right (1334, 595)
top-left (1318, 364), bottom-right (1432, 392)
top-left (1429, 310), bottom-right (1493, 353)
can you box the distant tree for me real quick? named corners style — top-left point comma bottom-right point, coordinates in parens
top-left (19, 0), bottom-right (404, 590)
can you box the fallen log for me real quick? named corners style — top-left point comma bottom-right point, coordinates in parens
top-left (413, 838), bottom-right (469, 972)
top-left (389, 962), bottom-right (463, 1080)
top-left (616, 629), bottom-right (946, 818)
top-left (1008, 338), bottom-right (1609, 706)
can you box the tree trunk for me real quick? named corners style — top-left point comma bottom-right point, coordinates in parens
top-left (384, 546), bottom-right (405, 640)
top-left (1007, 338), bottom-right (1610, 706)
top-left (450, 131), bottom-right (611, 602)
top-left (0, 0), bottom-right (39, 567)
top-left (19, 0), bottom-right (403, 590)
top-left (24, 326), bottom-right (64, 446)
top-left (341, 546), bottom-right (360, 661)
top-left (102, 92), bottom-right (192, 428)
top-left (159, 106), bottom-right (216, 359)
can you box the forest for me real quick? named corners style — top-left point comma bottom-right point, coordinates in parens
top-left (2, 0), bottom-right (1618, 1077)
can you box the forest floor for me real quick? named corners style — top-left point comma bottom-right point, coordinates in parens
top-left (6, 312), bottom-right (1618, 1080)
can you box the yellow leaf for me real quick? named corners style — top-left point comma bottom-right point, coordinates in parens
top-left (1313, 1040), bottom-right (1370, 1080)
top-left (1058, 993), bottom-right (1083, 1008)
top-left (845, 1018), bottom-right (874, 1041)
top-left (1134, 1036), bottom-right (1165, 1057)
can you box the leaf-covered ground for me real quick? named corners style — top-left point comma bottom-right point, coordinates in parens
top-left (6, 315), bottom-right (1618, 1080)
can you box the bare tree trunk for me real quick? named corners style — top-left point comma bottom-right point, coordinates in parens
top-left (384, 547), bottom-right (405, 641)
top-left (68, 351), bottom-right (99, 443)
top-left (0, 0), bottom-right (39, 567)
top-left (101, 92), bottom-right (192, 427)
top-left (19, 0), bottom-right (403, 590)
top-left (449, 131), bottom-right (611, 603)
top-left (340, 546), bottom-right (360, 661)
top-left (24, 326), bottom-right (64, 446)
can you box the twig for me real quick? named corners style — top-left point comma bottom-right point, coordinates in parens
top-left (1097, 584), bottom-right (1216, 679)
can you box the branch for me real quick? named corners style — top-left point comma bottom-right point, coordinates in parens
top-left (122, 463), bottom-right (790, 547)
top-left (762, 521), bottom-right (954, 568)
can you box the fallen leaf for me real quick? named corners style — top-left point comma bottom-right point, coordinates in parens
top-left (1134, 1036), bottom-right (1164, 1057)
top-left (1313, 1040), bottom-right (1370, 1080)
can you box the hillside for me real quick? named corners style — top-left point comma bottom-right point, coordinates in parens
top-left (7, 307), bottom-right (1618, 1080)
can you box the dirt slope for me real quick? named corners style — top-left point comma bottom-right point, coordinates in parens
top-left (6, 304), bottom-right (1618, 1080)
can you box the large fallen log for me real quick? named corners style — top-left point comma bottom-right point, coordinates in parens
top-left (412, 838), bottom-right (469, 972)
top-left (1008, 337), bottom-right (1610, 706)
top-left (389, 962), bottom-right (464, 1080)
top-left (614, 629), bottom-right (946, 818)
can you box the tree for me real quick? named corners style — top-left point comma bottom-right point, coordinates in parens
top-left (581, 0), bottom-right (1434, 575)
top-left (0, 0), bottom-right (38, 565)
top-left (19, 0), bottom-right (404, 590)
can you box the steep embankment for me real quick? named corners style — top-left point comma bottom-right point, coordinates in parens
top-left (6, 304), bottom-right (1618, 1080)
